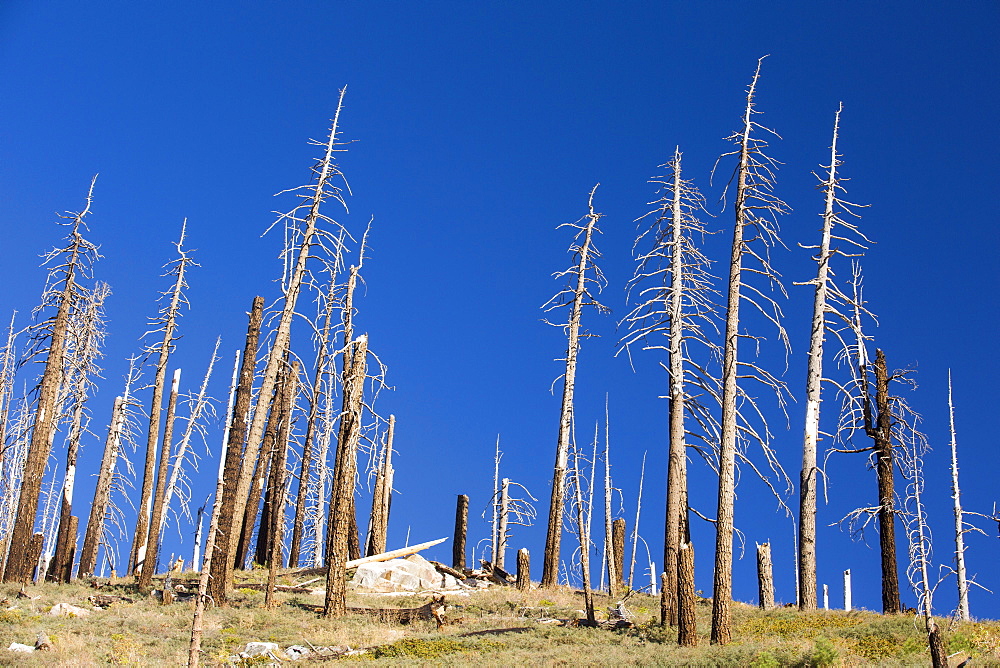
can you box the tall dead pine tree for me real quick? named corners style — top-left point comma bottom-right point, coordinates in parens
top-left (3, 179), bottom-right (99, 583)
top-left (224, 89), bottom-right (351, 600)
top-left (621, 147), bottom-right (718, 624)
top-left (796, 105), bottom-right (870, 610)
top-left (50, 282), bottom-right (109, 582)
top-left (712, 58), bottom-right (789, 644)
top-left (541, 185), bottom-right (608, 588)
top-left (132, 224), bottom-right (195, 578)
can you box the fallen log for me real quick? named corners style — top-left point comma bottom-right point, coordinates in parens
top-left (346, 538), bottom-right (448, 569)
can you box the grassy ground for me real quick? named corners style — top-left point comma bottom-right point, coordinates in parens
top-left (2, 571), bottom-right (999, 666)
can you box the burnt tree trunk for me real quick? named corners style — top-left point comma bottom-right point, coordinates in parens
top-left (453, 494), bottom-right (468, 570)
top-left (138, 369), bottom-right (182, 589)
top-left (516, 548), bottom-right (530, 590)
top-left (237, 363), bottom-right (286, 568)
top-left (870, 349), bottom-right (900, 614)
top-left (210, 296), bottom-right (263, 605)
top-left (677, 541), bottom-right (697, 646)
top-left (365, 414), bottom-right (395, 557)
top-left (323, 335), bottom-right (367, 617)
top-left (78, 395), bottom-right (126, 577)
top-left (612, 517), bottom-right (626, 596)
top-left (257, 361), bottom-right (297, 568)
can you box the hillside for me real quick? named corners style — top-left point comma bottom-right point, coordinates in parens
top-left (2, 574), bottom-right (998, 666)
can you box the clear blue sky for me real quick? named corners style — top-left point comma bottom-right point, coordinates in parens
top-left (1, 1), bottom-right (998, 618)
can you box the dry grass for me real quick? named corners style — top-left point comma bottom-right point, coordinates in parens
top-left (1, 572), bottom-right (998, 666)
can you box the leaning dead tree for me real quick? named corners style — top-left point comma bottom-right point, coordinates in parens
top-left (621, 147), bottom-right (720, 625)
top-left (899, 415), bottom-right (948, 667)
top-left (541, 185), bottom-right (608, 588)
top-left (795, 104), bottom-right (871, 610)
top-left (711, 57), bottom-right (790, 644)
top-left (210, 296), bottom-right (263, 605)
top-left (225, 89), bottom-right (352, 602)
top-left (78, 358), bottom-right (141, 577)
top-left (3, 178), bottom-right (100, 584)
top-left (132, 223), bottom-right (196, 580)
top-left (49, 281), bottom-right (109, 582)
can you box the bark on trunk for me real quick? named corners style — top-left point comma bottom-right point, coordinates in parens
top-left (3, 289), bottom-right (73, 583)
top-left (496, 478), bottom-right (509, 570)
top-left (365, 415), bottom-right (394, 557)
top-left (756, 542), bottom-right (775, 610)
top-left (209, 295), bottom-right (263, 605)
top-left (138, 369), bottom-right (181, 589)
top-left (453, 494), bottom-right (468, 570)
top-left (612, 518), bottom-right (626, 596)
top-left (677, 541), bottom-right (697, 646)
top-left (323, 335), bottom-right (367, 617)
top-left (871, 349), bottom-right (900, 614)
top-left (237, 364), bottom-right (286, 568)
top-left (131, 228), bottom-right (191, 576)
top-left (516, 548), bottom-right (530, 591)
top-left (78, 395), bottom-right (126, 577)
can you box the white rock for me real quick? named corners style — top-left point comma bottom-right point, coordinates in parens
top-left (284, 645), bottom-right (311, 660)
top-left (7, 643), bottom-right (34, 653)
top-left (48, 602), bottom-right (92, 617)
top-left (242, 641), bottom-right (283, 659)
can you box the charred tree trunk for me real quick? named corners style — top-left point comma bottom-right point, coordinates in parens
top-left (677, 541), bottom-right (697, 646)
top-left (237, 363), bottom-right (286, 569)
top-left (78, 394), bottom-right (126, 577)
top-left (257, 361), bottom-right (297, 568)
top-left (323, 335), bottom-right (367, 617)
top-left (516, 548), bottom-right (530, 590)
top-left (131, 225), bottom-right (192, 576)
top-left (3, 182), bottom-right (100, 583)
top-left (365, 414), bottom-right (394, 557)
top-left (210, 295), bottom-right (263, 605)
top-left (138, 369), bottom-right (181, 589)
top-left (870, 349), bottom-right (900, 614)
top-left (453, 494), bottom-right (468, 570)
top-left (612, 517), bottom-right (626, 596)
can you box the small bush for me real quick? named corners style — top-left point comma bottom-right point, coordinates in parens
top-left (366, 637), bottom-right (470, 659)
top-left (804, 637), bottom-right (838, 667)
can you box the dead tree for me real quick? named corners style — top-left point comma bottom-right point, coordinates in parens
top-left (50, 282), bottom-right (109, 582)
top-left (677, 541), bottom-right (697, 645)
top-left (365, 414), bottom-right (394, 557)
top-left (257, 360), bottom-right (298, 568)
top-left (568, 437), bottom-right (596, 624)
top-left (131, 223), bottom-right (195, 578)
top-left (238, 359), bottom-right (288, 568)
top-left (188, 351), bottom-right (240, 668)
top-left (290, 277), bottom-right (340, 566)
top-left (78, 359), bottom-right (140, 577)
top-left (899, 416), bottom-right (947, 667)
top-left (627, 452), bottom-right (646, 589)
top-left (756, 542), bottom-right (775, 610)
top-left (795, 104), bottom-right (870, 610)
top-left (711, 57), bottom-right (790, 644)
top-left (947, 371), bottom-right (971, 621)
top-left (453, 494), bottom-right (468, 570)
top-left (209, 296), bottom-right (263, 605)
top-left (4, 179), bottom-right (99, 583)
top-left (160, 338), bottom-right (221, 534)
top-left (620, 147), bottom-right (720, 624)
top-left (540, 185), bottom-right (608, 587)
top-left (323, 334), bottom-right (367, 617)
top-left (228, 91), bottom-right (352, 600)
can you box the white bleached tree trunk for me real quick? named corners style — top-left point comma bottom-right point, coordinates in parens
top-left (947, 370), bottom-right (970, 621)
top-left (541, 185), bottom-right (607, 587)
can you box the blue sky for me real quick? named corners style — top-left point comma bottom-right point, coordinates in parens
top-left (1, 1), bottom-right (998, 618)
